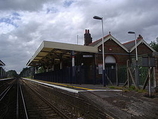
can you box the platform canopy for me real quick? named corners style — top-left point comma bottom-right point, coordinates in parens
top-left (27, 41), bottom-right (98, 66)
top-left (0, 60), bottom-right (5, 66)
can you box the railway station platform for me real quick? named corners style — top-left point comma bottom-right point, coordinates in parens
top-left (23, 78), bottom-right (122, 93)
top-left (23, 78), bottom-right (158, 119)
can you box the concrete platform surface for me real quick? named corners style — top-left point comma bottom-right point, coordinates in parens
top-left (24, 78), bottom-right (158, 119)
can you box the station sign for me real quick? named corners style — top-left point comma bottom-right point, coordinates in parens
top-left (83, 55), bottom-right (93, 58)
top-left (98, 64), bottom-right (103, 74)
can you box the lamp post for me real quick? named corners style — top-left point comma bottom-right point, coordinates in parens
top-left (128, 31), bottom-right (139, 88)
top-left (93, 16), bottom-right (106, 86)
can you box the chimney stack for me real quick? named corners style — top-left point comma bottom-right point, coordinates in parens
top-left (84, 29), bottom-right (92, 46)
top-left (137, 34), bottom-right (143, 39)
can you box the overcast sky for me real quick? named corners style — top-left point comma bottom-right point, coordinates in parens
top-left (0, 0), bottom-right (158, 73)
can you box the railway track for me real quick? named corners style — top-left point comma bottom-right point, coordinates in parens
top-left (1, 78), bottom-right (108, 119)
top-left (0, 78), bottom-right (71, 119)
top-left (0, 78), bottom-right (14, 94)
top-left (21, 79), bottom-right (70, 119)
top-left (0, 79), bottom-right (17, 118)
top-left (22, 79), bottom-right (108, 119)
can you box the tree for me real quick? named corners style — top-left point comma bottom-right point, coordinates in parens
top-left (6, 70), bottom-right (18, 78)
top-left (19, 67), bottom-right (34, 78)
top-left (150, 37), bottom-right (158, 52)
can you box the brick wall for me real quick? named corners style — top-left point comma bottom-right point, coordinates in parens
top-left (96, 39), bottom-right (129, 66)
top-left (131, 43), bottom-right (153, 55)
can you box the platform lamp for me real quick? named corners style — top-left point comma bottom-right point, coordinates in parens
top-left (128, 31), bottom-right (139, 88)
top-left (93, 16), bottom-right (106, 86)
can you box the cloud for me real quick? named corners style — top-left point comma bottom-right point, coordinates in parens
top-left (0, 0), bottom-right (158, 73)
top-left (0, 0), bottom-right (48, 11)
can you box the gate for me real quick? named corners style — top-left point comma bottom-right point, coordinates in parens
top-left (105, 63), bottom-right (116, 84)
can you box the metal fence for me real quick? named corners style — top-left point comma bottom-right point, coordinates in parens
top-left (34, 65), bottom-right (153, 86)
top-left (34, 65), bottom-right (125, 85)
top-left (34, 66), bottom-right (98, 84)
top-left (117, 66), bottom-right (127, 84)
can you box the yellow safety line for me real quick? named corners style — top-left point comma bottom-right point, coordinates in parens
top-left (29, 79), bottom-right (93, 91)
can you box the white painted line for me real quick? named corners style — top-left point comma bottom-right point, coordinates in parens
top-left (23, 78), bottom-right (122, 93)
top-left (88, 89), bottom-right (122, 92)
top-left (23, 78), bottom-right (85, 93)
top-left (0, 78), bottom-right (13, 81)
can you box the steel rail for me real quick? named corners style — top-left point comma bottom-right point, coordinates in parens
top-left (0, 79), bottom-right (16, 119)
top-left (0, 79), bottom-right (16, 101)
top-left (0, 85), bottom-right (13, 101)
top-left (0, 86), bottom-right (10, 97)
top-left (23, 80), bottom-right (70, 119)
top-left (19, 82), bottom-right (29, 119)
top-left (16, 80), bottom-right (19, 119)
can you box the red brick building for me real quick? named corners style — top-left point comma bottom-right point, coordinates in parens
top-left (83, 30), bottom-right (157, 86)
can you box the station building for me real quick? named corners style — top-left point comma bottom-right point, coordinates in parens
top-left (27, 30), bottom-right (158, 87)
top-left (0, 60), bottom-right (6, 79)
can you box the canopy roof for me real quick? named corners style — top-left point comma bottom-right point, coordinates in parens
top-left (0, 60), bottom-right (5, 66)
top-left (27, 41), bottom-right (98, 66)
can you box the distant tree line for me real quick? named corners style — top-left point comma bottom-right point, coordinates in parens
top-left (6, 70), bottom-right (18, 78)
top-left (4, 67), bottom-right (34, 79)
top-left (19, 67), bottom-right (34, 78)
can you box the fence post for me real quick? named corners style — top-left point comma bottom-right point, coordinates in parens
top-left (148, 67), bottom-right (151, 97)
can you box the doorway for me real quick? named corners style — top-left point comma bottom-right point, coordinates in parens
top-left (105, 56), bottom-right (116, 84)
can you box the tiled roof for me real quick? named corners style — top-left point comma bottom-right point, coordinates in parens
top-left (88, 34), bottom-right (129, 52)
top-left (88, 34), bottom-right (111, 46)
top-left (89, 33), bottom-right (156, 54)
top-left (123, 37), bottom-right (142, 51)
